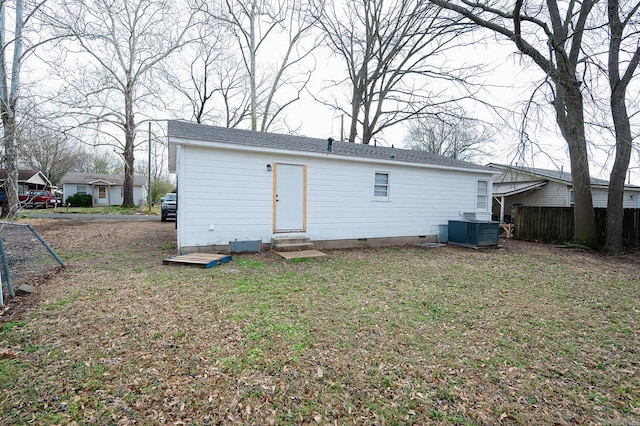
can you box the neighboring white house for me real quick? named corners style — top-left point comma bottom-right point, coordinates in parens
top-left (0, 169), bottom-right (52, 198)
top-left (60, 172), bottom-right (146, 206)
top-left (489, 163), bottom-right (640, 222)
top-left (168, 120), bottom-right (496, 253)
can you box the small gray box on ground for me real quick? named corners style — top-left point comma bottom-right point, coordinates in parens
top-left (437, 225), bottom-right (448, 243)
top-left (230, 240), bottom-right (261, 253)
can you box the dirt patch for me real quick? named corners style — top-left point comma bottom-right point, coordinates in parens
top-left (1, 218), bottom-right (177, 320)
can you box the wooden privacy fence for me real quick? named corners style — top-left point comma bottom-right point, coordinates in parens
top-left (514, 206), bottom-right (640, 249)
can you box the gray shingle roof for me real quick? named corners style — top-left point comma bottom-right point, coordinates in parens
top-left (488, 163), bottom-right (618, 187)
top-left (0, 169), bottom-right (47, 183)
top-left (168, 120), bottom-right (491, 172)
top-left (61, 172), bottom-right (146, 186)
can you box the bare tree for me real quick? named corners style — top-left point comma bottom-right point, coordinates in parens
top-left (45, 0), bottom-right (201, 207)
top-left (0, 0), bottom-right (50, 217)
top-left (430, 0), bottom-right (598, 248)
top-left (214, 57), bottom-right (252, 128)
top-left (312, 0), bottom-right (473, 145)
top-left (181, 42), bottom-right (228, 124)
top-left (17, 124), bottom-right (87, 186)
top-left (600, 0), bottom-right (640, 253)
top-left (213, 0), bottom-right (319, 131)
top-left (165, 28), bottom-right (251, 127)
top-left (78, 149), bottom-right (123, 175)
top-left (404, 115), bottom-right (493, 161)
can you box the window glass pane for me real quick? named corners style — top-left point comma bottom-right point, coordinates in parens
top-left (374, 173), bottom-right (389, 198)
top-left (477, 196), bottom-right (487, 209)
top-left (375, 173), bottom-right (388, 185)
top-left (374, 186), bottom-right (388, 197)
top-left (77, 185), bottom-right (86, 194)
top-left (476, 180), bottom-right (488, 209)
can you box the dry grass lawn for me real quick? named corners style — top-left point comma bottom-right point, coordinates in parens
top-left (0, 219), bottom-right (638, 425)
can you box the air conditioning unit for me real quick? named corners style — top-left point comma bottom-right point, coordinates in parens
top-left (448, 220), bottom-right (499, 247)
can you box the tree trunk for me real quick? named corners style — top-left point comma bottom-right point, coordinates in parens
top-left (249, 0), bottom-right (257, 131)
top-left (122, 83), bottom-right (136, 207)
top-left (1, 113), bottom-right (20, 218)
top-left (603, 82), bottom-right (633, 253)
top-left (348, 87), bottom-right (360, 143)
top-left (555, 83), bottom-right (597, 247)
top-left (0, 0), bottom-right (23, 218)
top-left (567, 137), bottom-right (597, 247)
top-left (602, 0), bottom-right (637, 254)
top-left (362, 99), bottom-right (372, 145)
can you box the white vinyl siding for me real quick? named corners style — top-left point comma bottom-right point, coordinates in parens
top-left (592, 188), bottom-right (638, 208)
top-left (590, 188), bottom-right (607, 208)
top-left (501, 181), bottom-right (573, 214)
top-left (175, 144), bottom-right (494, 250)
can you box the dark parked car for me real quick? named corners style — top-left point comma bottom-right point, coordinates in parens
top-left (161, 193), bottom-right (177, 222)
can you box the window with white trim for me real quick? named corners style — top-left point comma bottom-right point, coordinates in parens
top-left (476, 180), bottom-right (488, 210)
top-left (374, 172), bottom-right (390, 199)
top-left (76, 185), bottom-right (87, 195)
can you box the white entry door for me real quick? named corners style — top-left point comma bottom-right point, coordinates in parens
top-left (274, 163), bottom-right (305, 232)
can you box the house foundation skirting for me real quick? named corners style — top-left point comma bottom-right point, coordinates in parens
top-left (179, 234), bottom-right (437, 255)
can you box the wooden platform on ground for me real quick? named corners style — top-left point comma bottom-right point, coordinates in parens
top-left (163, 253), bottom-right (232, 268)
top-left (275, 249), bottom-right (326, 260)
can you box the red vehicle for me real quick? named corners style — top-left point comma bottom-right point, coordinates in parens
top-left (21, 190), bottom-right (61, 209)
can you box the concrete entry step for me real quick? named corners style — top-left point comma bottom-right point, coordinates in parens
top-left (271, 236), bottom-right (314, 252)
top-left (273, 242), bottom-right (315, 252)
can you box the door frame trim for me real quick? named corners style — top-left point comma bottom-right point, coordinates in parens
top-left (272, 162), bottom-right (307, 233)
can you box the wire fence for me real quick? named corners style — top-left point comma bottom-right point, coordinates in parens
top-left (0, 222), bottom-right (65, 308)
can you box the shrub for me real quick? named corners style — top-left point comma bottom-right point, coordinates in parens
top-left (66, 194), bottom-right (92, 207)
